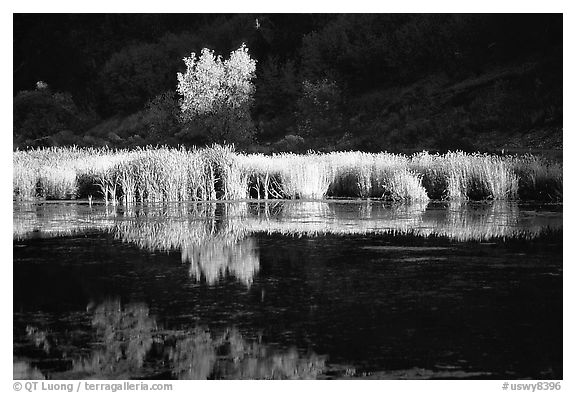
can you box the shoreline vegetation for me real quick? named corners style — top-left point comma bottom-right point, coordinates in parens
top-left (13, 145), bottom-right (562, 203)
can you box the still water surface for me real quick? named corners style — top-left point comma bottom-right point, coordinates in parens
top-left (13, 201), bottom-right (562, 379)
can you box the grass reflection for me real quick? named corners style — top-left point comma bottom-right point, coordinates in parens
top-left (13, 201), bottom-right (562, 286)
top-left (13, 202), bottom-right (114, 240)
top-left (14, 201), bottom-right (561, 243)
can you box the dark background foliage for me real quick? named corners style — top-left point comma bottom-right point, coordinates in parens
top-left (13, 13), bottom-right (562, 153)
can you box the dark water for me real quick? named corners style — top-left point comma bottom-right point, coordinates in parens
top-left (13, 201), bottom-right (562, 379)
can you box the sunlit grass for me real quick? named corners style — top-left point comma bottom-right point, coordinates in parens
top-left (13, 146), bottom-right (562, 202)
top-left (410, 151), bottom-right (521, 200)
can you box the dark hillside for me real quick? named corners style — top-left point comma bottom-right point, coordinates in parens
top-left (13, 14), bottom-right (562, 155)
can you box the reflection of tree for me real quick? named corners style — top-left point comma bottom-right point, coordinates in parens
top-left (213, 334), bottom-right (327, 380)
top-left (72, 300), bottom-right (156, 379)
top-left (21, 300), bottom-right (327, 380)
top-left (169, 328), bottom-right (218, 379)
top-left (183, 238), bottom-right (259, 287)
top-left (116, 203), bottom-right (259, 287)
top-left (169, 328), bottom-right (326, 380)
top-left (13, 361), bottom-right (45, 379)
top-left (26, 326), bottom-right (51, 354)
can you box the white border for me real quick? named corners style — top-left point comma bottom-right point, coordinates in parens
top-left (3, 3), bottom-right (572, 392)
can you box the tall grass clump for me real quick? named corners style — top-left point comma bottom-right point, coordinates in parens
top-left (512, 155), bottom-right (562, 201)
top-left (202, 144), bottom-right (249, 200)
top-left (14, 147), bottom-right (93, 200)
top-left (239, 152), bottom-right (332, 199)
top-left (237, 153), bottom-right (287, 199)
top-left (277, 153), bottom-right (332, 199)
top-left (326, 152), bottom-right (374, 197)
top-left (326, 152), bottom-right (428, 201)
top-left (78, 146), bottom-right (242, 204)
top-left (13, 161), bottom-right (37, 200)
top-left (410, 151), bottom-right (520, 200)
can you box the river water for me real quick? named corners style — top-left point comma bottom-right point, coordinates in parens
top-left (13, 200), bottom-right (562, 379)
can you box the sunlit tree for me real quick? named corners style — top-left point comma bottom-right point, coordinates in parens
top-left (177, 44), bottom-right (257, 145)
